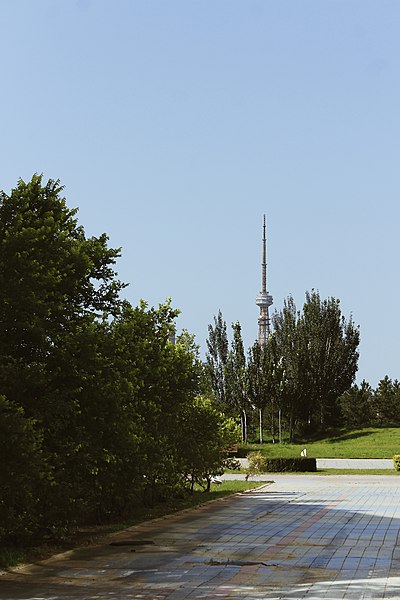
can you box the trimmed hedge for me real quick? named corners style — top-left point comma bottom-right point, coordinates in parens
top-left (393, 455), bottom-right (400, 471)
top-left (263, 457), bottom-right (317, 472)
top-left (246, 451), bottom-right (316, 477)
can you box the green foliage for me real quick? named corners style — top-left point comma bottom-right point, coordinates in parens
top-left (206, 316), bottom-right (250, 441)
top-left (263, 457), bottom-right (317, 472)
top-left (245, 451), bottom-right (268, 478)
top-left (177, 395), bottom-right (240, 491)
top-left (245, 450), bottom-right (316, 475)
top-left (339, 377), bottom-right (400, 430)
top-left (271, 296), bottom-right (306, 440)
top-left (300, 291), bottom-right (360, 428)
top-left (339, 381), bottom-right (375, 428)
top-left (207, 292), bottom-right (360, 443)
top-left (271, 291), bottom-right (360, 437)
top-left (247, 339), bottom-right (277, 413)
top-left (393, 455), bottom-right (400, 471)
top-left (0, 396), bottom-right (46, 539)
top-left (0, 175), bottom-right (128, 525)
top-left (225, 322), bottom-right (249, 440)
top-left (206, 310), bottom-right (229, 405)
top-left (225, 323), bottom-right (247, 413)
top-left (0, 175), bottom-right (230, 542)
top-left (373, 376), bottom-right (400, 426)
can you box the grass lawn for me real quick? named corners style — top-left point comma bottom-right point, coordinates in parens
top-left (240, 427), bottom-right (400, 459)
top-left (0, 480), bottom-right (263, 569)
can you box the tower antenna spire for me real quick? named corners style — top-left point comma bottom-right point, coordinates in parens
top-left (262, 214), bottom-right (267, 295)
top-left (256, 215), bottom-right (273, 346)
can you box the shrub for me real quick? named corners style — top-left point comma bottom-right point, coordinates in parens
top-left (393, 455), bottom-right (400, 471)
top-left (178, 396), bottom-right (241, 492)
top-left (245, 451), bottom-right (268, 479)
top-left (246, 452), bottom-right (316, 477)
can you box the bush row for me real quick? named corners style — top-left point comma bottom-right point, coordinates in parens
top-left (245, 451), bottom-right (317, 477)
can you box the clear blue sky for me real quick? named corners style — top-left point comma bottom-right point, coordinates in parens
top-left (1, 1), bottom-right (399, 387)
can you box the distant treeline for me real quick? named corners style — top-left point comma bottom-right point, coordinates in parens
top-left (206, 292), bottom-right (361, 443)
top-left (205, 299), bottom-right (398, 444)
top-left (206, 304), bottom-right (400, 441)
top-left (340, 377), bottom-right (400, 429)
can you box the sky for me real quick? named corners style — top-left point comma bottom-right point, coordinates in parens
top-left (1, 0), bottom-right (400, 387)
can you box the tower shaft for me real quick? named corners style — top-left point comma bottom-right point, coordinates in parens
top-left (256, 215), bottom-right (273, 346)
top-left (262, 215), bottom-right (266, 294)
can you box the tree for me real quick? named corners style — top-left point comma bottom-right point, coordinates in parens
top-left (272, 291), bottom-right (360, 437)
top-left (301, 290), bottom-right (360, 429)
top-left (225, 322), bottom-right (249, 441)
top-left (0, 175), bottom-right (126, 525)
top-left (373, 376), bottom-right (400, 426)
top-left (1, 174), bottom-right (244, 536)
top-left (206, 310), bottom-right (229, 406)
top-left (272, 296), bottom-right (307, 441)
top-left (339, 380), bottom-right (374, 428)
top-left (206, 316), bottom-right (250, 441)
top-left (247, 338), bottom-right (278, 443)
top-left (0, 396), bottom-right (46, 540)
top-left (0, 175), bottom-right (125, 416)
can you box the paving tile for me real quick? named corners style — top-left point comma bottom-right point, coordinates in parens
top-left (3, 475), bottom-right (400, 598)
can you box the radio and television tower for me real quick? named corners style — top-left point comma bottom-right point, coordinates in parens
top-left (256, 215), bottom-right (273, 345)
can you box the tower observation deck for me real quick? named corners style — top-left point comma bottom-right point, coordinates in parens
top-left (256, 215), bottom-right (273, 346)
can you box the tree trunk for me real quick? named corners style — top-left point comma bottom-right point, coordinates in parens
top-left (271, 400), bottom-right (276, 443)
top-left (241, 409), bottom-right (247, 443)
top-left (259, 408), bottom-right (263, 444)
top-left (278, 408), bottom-right (282, 443)
top-left (289, 410), bottom-right (294, 443)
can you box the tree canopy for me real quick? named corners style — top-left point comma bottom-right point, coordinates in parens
top-left (0, 175), bottom-right (238, 541)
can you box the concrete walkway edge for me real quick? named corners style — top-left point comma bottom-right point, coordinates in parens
top-left (237, 457), bottom-right (394, 469)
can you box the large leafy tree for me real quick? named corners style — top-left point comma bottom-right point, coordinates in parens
top-left (0, 175), bottom-right (126, 525)
top-left (0, 175), bottom-right (246, 538)
top-left (301, 290), bottom-right (360, 428)
top-left (0, 175), bottom-right (125, 416)
top-left (272, 291), bottom-right (360, 436)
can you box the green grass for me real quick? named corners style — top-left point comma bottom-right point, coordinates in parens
top-left (0, 480), bottom-right (263, 569)
top-left (241, 427), bottom-right (400, 459)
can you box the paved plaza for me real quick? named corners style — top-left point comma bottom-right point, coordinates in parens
top-left (2, 475), bottom-right (400, 599)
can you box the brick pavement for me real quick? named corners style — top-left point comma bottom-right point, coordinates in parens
top-left (2, 475), bottom-right (400, 599)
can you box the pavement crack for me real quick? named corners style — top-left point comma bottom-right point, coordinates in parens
top-left (109, 540), bottom-right (155, 547)
top-left (205, 558), bottom-right (277, 567)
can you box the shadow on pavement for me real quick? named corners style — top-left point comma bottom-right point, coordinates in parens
top-left (1, 479), bottom-right (400, 599)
